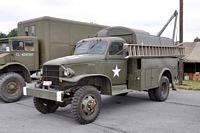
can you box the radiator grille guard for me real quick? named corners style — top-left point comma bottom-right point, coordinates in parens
top-left (42, 65), bottom-right (59, 85)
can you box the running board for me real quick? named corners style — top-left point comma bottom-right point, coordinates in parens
top-left (111, 85), bottom-right (133, 95)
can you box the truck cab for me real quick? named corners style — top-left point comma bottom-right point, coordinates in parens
top-left (0, 36), bottom-right (39, 72)
top-left (0, 36), bottom-right (38, 102)
top-left (69, 37), bottom-right (128, 88)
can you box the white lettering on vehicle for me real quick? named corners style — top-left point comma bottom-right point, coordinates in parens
top-left (16, 53), bottom-right (34, 56)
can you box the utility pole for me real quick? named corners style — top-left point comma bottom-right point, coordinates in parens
top-left (179, 0), bottom-right (183, 85)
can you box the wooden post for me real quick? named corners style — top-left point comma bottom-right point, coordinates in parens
top-left (179, 0), bottom-right (183, 85)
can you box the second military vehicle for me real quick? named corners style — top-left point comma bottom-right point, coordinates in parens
top-left (0, 16), bottom-right (107, 103)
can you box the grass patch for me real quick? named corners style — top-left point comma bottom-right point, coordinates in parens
top-left (175, 80), bottom-right (200, 91)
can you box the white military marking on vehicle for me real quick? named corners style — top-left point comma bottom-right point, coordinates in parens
top-left (21, 53), bottom-right (34, 56)
top-left (112, 65), bottom-right (121, 77)
top-left (16, 53), bottom-right (34, 56)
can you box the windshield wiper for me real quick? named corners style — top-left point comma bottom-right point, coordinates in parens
top-left (90, 42), bottom-right (99, 50)
top-left (76, 43), bottom-right (83, 49)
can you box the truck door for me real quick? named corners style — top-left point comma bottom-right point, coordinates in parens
top-left (105, 42), bottom-right (127, 85)
top-left (11, 40), bottom-right (38, 71)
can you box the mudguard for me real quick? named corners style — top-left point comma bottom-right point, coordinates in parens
top-left (0, 62), bottom-right (31, 83)
top-left (60, 74), bottom-right (112, 95)
top-left (158, 68), bottom-right (173, 84)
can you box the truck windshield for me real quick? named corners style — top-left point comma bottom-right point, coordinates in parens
top-left (0, 41), bottom-right (10, 52)
top-left (74, 41), bottom-right (107, 55)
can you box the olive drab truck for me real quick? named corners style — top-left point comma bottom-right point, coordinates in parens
top-left (23, 11), bottom-right (185, 124)
top-left (0, 16), bottom-right (107, 103)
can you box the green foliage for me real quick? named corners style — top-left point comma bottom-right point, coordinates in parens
top-left (175, 80), bottom-right (200, 91)
top-left (194, 37), bottom-right (200, 42)
top-left (7, 28), bottom-right (18, 37)
top-left (0, 32), bottom-right (7, 38)
top-left (0, 28), bottom-right (18, 38)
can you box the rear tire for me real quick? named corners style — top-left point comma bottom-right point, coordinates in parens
top-left (33, 97), bottom-right (59, 114)
top-left (148, 89), bottom-right (157, 101)
top-left (0, 72), bottom-right (25, 103)
top-left (71, 85), bottom-right (101, 124)
top-left (154, 76), bottom-right (170, 101)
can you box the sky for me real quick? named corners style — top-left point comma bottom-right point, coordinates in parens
top-left (0, 0), bottom-right (199, 42)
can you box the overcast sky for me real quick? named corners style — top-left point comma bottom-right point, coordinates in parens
top-left (0, 0), bottom-right (199, 42)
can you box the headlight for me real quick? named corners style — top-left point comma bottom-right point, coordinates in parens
top-left (64, 70), bottom-right (69, 77)
top-left (62, 65), bottom-right (75, 78)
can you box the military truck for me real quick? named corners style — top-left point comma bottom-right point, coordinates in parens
top-left (23, 11), bottom-right (185, 124)
top-left (0, 16), bottom-right (107, 103)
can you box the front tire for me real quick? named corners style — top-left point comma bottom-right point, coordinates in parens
top-left (33, 97), bottom-right (59, 114)
top-left (71, 85), bottom-right (101, 124)
top-left (0, 72), bottom-right (25, 103)
top-left (154, 76), bottom-right (170, 101)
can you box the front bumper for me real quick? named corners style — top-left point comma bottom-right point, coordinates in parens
top-left (23, 87), bottom-right (64, 102)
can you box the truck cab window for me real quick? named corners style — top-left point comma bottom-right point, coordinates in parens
top-left (74, 41), bottom-right (107, 55)
top-left (109, 42), bottom-right (123, 55)
top-left (32, 26), bottom-right (35, 36)
top-left (25, 41), bottom-right (34, 51)
top-left (0, 42), bottom-right (10, 51)
top-left (25, 27), bottom-right (28, 36)
top-left (88, 41), bottom-right (106, 54)
top-left (12, 41), bottom-right (24, 51)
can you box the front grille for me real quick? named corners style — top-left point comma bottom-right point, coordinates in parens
top-left (43, 65), bottom-right (59, 85)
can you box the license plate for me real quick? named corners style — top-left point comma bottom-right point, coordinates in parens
top-left (43, 81), bottom-right (52, 86)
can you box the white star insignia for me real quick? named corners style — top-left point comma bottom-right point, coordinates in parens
top-left (112, 65), bottom-right (121, 77)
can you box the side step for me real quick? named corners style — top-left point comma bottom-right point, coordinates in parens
top-left (111, 85), bottom-right (133, 95)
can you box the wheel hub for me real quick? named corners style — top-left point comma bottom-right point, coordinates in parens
top-left (82, 95), bottom-right (97, 116)
top-left (161, 82), bottom-right (167, 95)
top-left (5, 81), bottom-right (19, 96)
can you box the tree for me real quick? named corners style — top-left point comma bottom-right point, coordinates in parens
top-left (7, 28), bottom-right (18, 37)
top-left (194, 37), bottom-right (200, 42)
top-left (0, 28), bottom-right (18, 38)
top-left (0, 32), bottom-right (6, 38)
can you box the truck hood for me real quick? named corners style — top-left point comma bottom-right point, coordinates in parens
top-left (44, 54), bottom-right (102, 65)
top-left (0, 53), bottom-right (11, 65)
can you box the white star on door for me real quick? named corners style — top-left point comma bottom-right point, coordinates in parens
top-left (112, 65), bottom-right (121, 77)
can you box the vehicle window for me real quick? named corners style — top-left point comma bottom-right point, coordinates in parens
top-left (88, 41), bottom-right (106, 54)
top-left (25, 27), bottom-right (28, 36)
top-left (25, 41), bottom-right (34, 51)
top-left (12, 41), bottom-right (24, 51)
top-left (74, 41), bottom-right (107, 55)
top-left (109, 42), bottom-right (123, 55)
top-left (0, 42), bottom-right (10, 52)
top-left (32, 26), bottom-right (35, 36)
top-left (75, 42), bottom-right (90, 54)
